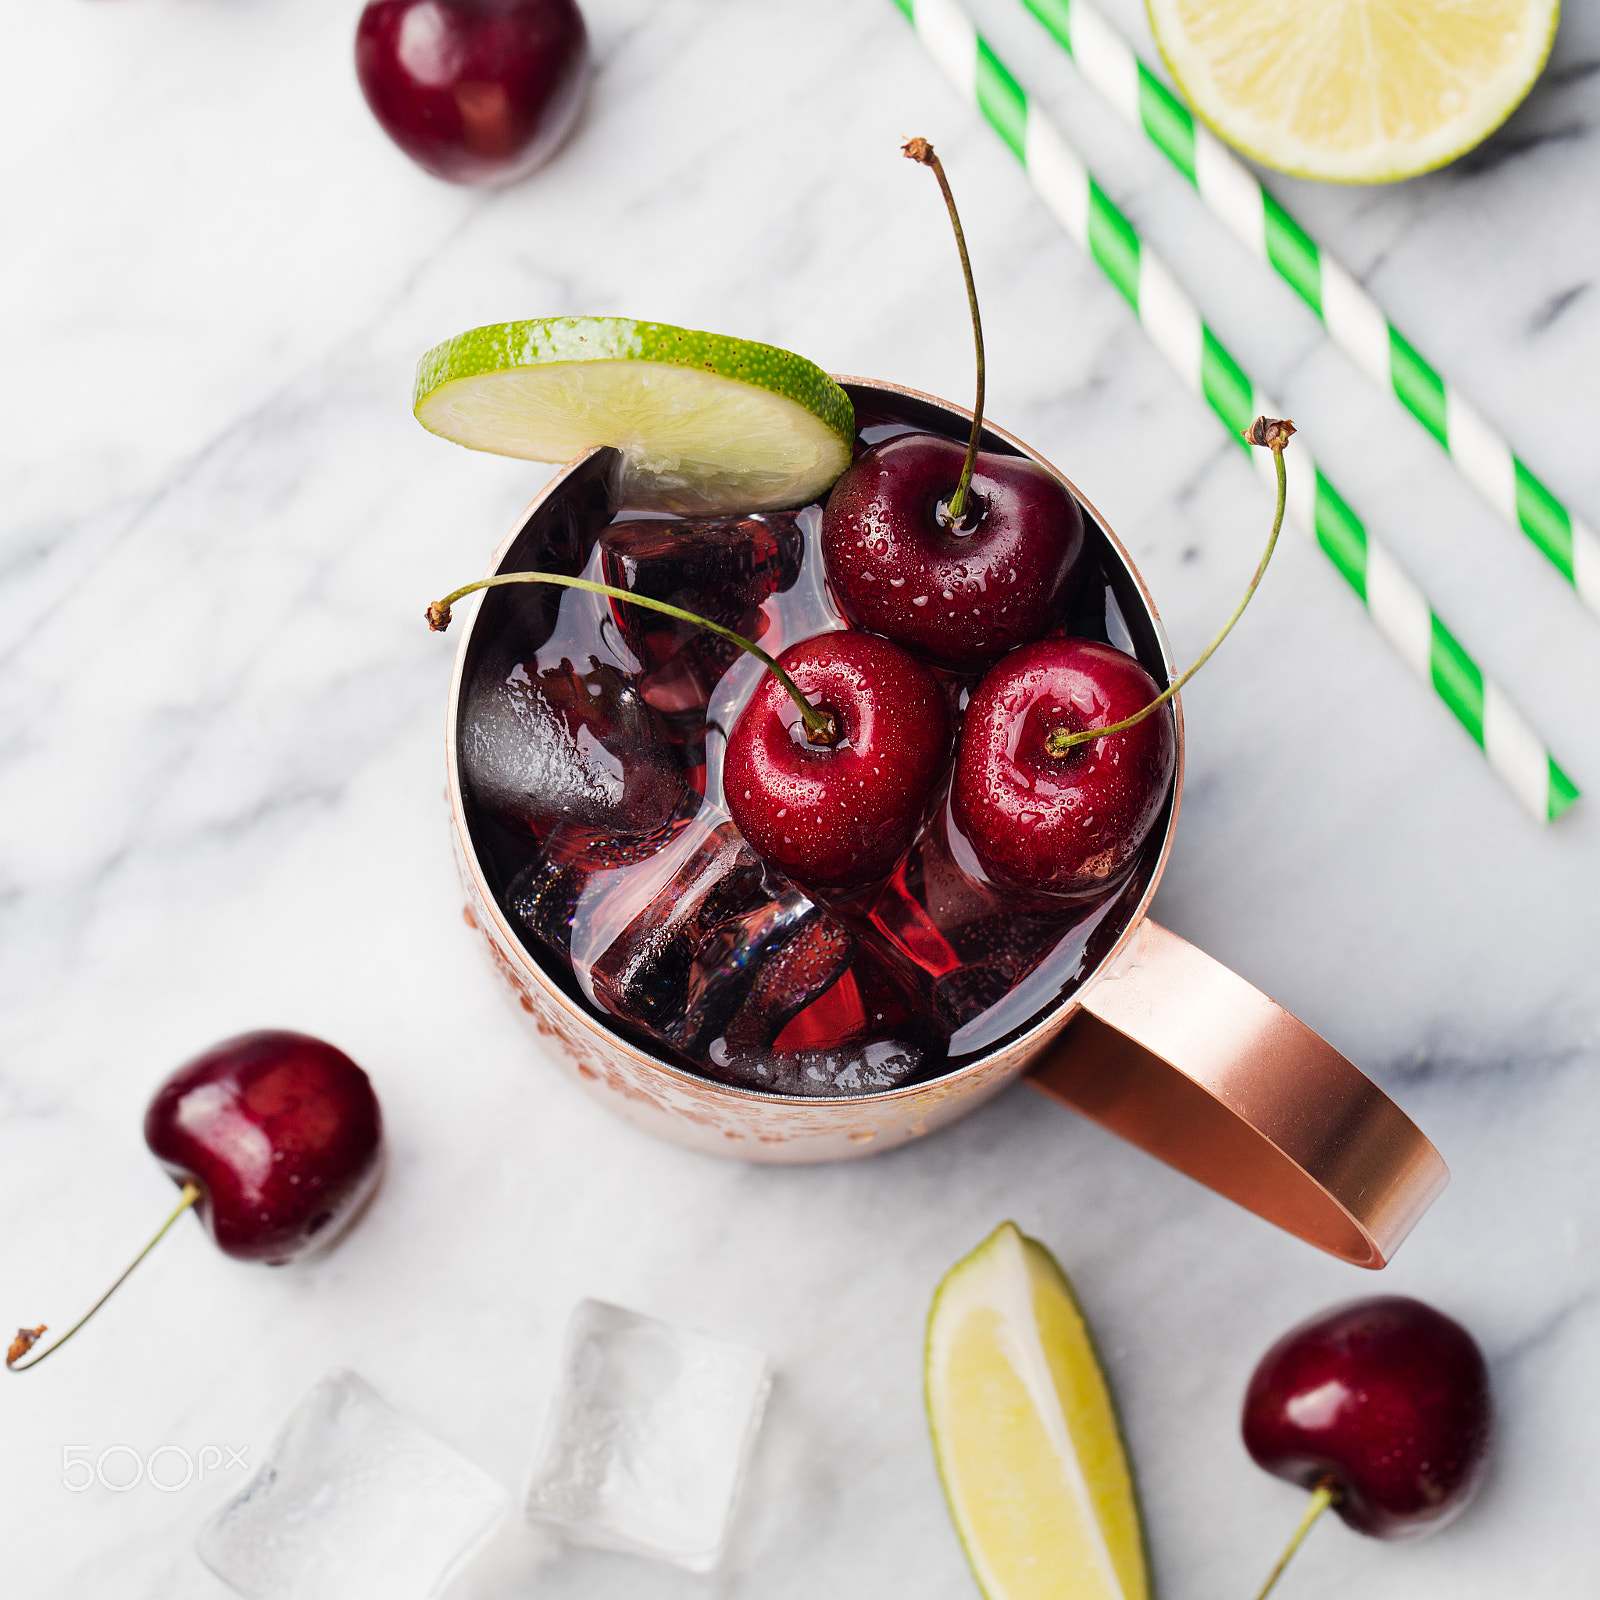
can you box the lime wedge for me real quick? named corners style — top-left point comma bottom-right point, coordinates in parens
top-left (413, 316), bottom-right (855, 514)
top-left (1148, 0), bottom-right (1559, 182)
top-left (926, 1223), bottom-right (1149, 1600)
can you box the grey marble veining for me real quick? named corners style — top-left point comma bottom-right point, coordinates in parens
top-left (3, 1), bottom-right (1599, 1595)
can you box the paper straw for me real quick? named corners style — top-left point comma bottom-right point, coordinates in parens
top-left (891, 0), bottom-right (1578, 821)
top-left (1020, 0), bottom-right (1600, 620)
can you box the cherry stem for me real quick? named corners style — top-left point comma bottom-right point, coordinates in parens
top-left (904, 137), bottom-right (984, 528)
top-left (7, 1180), bottom-right (202, 1373)
top-left (1251, 1478), bottom-right (1340, 1600)
top-left (426, 572), bottom-right (838, 745)
top-left (1046, 417), bottom-right (1295, 757)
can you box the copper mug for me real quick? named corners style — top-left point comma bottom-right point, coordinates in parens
top-left (446, 378), bottom-right (1447, 1269)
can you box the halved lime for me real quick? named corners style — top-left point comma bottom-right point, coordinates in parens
top-left (413, 316), bottom-right (855, 514)
top-left (926, 1223), bottom-right (1149, 1600)
top-left (1149, 0), bottom-right (1560, 183)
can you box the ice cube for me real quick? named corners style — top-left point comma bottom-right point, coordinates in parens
top-left (462, 649), bottom-right (687, 845)
top-left (525, 1300), bottom-right (770, 1572)
top-left (599, 514), bottom-right (802, 707)
top-left (504, 823), bottom-right (688, 963)
top-left (704, 1036), bottom-right (922, 1096)
top-left (590, 514), bottom-right (803, 782)
top-left (507, 819), bottom-right (935, 1095)
top-left (196, 1370), bottom-right (509, 1600)
top-left (703, 938), bottom-right (927, 1095)
top-left (509, 818), bottom-right (852, 1058)
top-left (867, 800), bottom-right (1105, 1032)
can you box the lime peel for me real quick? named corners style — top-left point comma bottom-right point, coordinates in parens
top-left (413, 316), bottom-right (855, 514)
top-left (926, 1222), bottom-right (1150, 1600)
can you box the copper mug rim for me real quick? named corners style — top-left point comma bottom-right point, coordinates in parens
top-left (445, 376), bottom-right (1446, 1269)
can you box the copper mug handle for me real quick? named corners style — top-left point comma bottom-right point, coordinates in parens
top-left (1025, 919), bottom-right (1448, 1268)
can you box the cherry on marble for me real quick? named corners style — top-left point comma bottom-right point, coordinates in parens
top-left (8, 1031), bottom-right (383, 1373)
top-left (355, 0), bottom-right (589, 186)
top-left (1243, 1295), bottom-right (1493, 1542)
top-left (145, 1030), bottom-right (385, 1265)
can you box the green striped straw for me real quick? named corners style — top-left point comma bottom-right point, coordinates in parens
top-left (1020, 0), bottom-right (1600, 620)
top-left (891, 0), bottom-right (1578, 821)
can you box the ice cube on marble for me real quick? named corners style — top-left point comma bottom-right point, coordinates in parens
top-left (196, 1370), bottom-right (510, 1600)
top-left (525, 1300), bottom-right (771, 1572)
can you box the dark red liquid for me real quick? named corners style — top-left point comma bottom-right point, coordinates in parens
top-left (458, 388), bottom-right (1176, 1094)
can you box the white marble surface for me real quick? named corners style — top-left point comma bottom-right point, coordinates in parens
top-left (5, 0), bottom-right (1600, 1594)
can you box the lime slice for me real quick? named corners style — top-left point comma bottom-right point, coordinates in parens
top-left (1148, 0), bottom-right (1559, 182)
top-left (926, 1223), bottom-right (1149, 1600)
top-left (413, 316), bottom-right (855, 514)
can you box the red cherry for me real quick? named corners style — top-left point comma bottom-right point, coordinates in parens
top-left (724, 631), bottom-right (951, 892)
top-left (8, 1032), bottom-right (385, 1372)
top-left (144, 1031), bottom-right (384, 1266)
top-left (1243, 1296), bottom-right (1493, 1540)
top-left (950, 637), bottom-right (1174, 899)
top-left (355, 0), bottom-right (589, 186)
top-left (820, 434), bottom-right (1086, 669)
